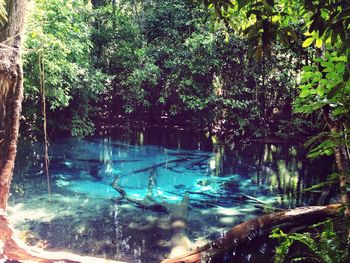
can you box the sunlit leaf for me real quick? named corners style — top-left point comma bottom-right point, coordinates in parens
top-left (316, 85), bottom-right (324, 97)
top-left (302, 37), bottom-right (314, 47)
top-left (315, 38), bottom-right (323, 48)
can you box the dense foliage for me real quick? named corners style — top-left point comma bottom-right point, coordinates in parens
top-left (23, 0), bottom-right (105, 137)
top-left (202, 0), bottom-right (350, 260)
top-left (21, 0), bottom-right (312, 141)
top-left (202, 0), bottom-right (350, 152)
top-left (11, 0), bottom-right (350, 260)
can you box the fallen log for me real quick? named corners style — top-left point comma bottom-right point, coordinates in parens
top-left (161, 204), bottom-right (341, 263)
top-left (112, 166), bottom-right (191, 258)
top-left (0, 210), bottom-right (126, 263)
top-left (112, 167), bottom-right (190, 215)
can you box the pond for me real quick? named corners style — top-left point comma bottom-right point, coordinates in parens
top-left (9, 129), bottom-right (333, 262)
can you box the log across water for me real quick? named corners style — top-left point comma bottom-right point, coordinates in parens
top-left (0, 204), bottom-right (341, 262)
top-left (162, 204), bottom-right (341, 263)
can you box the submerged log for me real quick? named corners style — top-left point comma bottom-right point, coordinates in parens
top-left (112, 166), bottom-right (190, 214)
top-left (0, 211), bottom-right (126, 263)
top-left (162, 204), bottom-right (341, 263)
top-left (112, 166), bottom-right (191, 258)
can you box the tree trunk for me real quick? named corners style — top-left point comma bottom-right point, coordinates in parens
top-left (0, 0), bottom-right (27, 210)
top-left (322, 106), bottom-right (350, 216)
top-left (0, 3), bottom-right (127, 262)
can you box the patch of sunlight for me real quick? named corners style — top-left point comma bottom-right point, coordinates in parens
top-left (8, 204), bottom-right (55, 223)
top-left (202, 185), bottom-right (213, 191)
top-left (46, 193), bottom-right (87, 205)
top-left (27, 248), bottom-right (127, 263)
top-left (193, 183), bottom-right (214, 192)
top-left (63, 161), bottom-right (73, 167)
top-left (192, 236), bottom-right (210, 248)
top-left (200, 208), bottom-right (215, 215)
top-left (56, 179), bottom-right (70, 187)
top-left (119, 203), bottom-right (133, 209)
top-left (56, 173), bottom-right (71, 180)
top-left (219, 216), bottom-right (236, 225)
top-left (166, 195), bottom-right (181, 201)
top-left (61, 180), bottom-right (118, 198)
top-left (209, 158), bottom-right (216, 170)
top-left (285, 206), bottom-right (323, 216)
top-left (76, 225), bottom-right (86, 234)
top-left (145, 215), bottom-right (158, 223)
top-left (128, 222), bottom-right (152, 231)
top-left (215, 206), bottom-right (242, 216)
top-left (169, 234), bottom-right (192, 258)
top-left (240, 206), bottom-right (258, 213)
top-left (259, 196), bottom-right (277, 204)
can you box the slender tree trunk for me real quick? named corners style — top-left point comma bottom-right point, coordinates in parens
top-left (322, 106), bottom-right (350, 216)
top-left (38, 52), bottom-right (51, 196)
top-left (0, 0), bottom-right (27, 210)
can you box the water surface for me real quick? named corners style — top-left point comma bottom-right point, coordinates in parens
top-left (9, 131), bottom-right (333, 262)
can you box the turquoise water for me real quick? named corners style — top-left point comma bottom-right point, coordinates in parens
top-left (9, 132), bottom-right (333, 262)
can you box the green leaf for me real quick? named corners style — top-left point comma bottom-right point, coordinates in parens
top-left (302, 37), bottom-right (314, 48)
top-left (335, 62), bottom-right (345, 73)
top-left (303, 65), bottom-right (314, 71)
top-left (323, 67), bottom-right (334, 73)
top-left (315, 38), bottom-right (322, 48)
top-left (316, 86), bottom-right (324, 97)
top-left (321, 61), bottom-right (334, 69)
top-left (299, 88), bottom-right (310, 98)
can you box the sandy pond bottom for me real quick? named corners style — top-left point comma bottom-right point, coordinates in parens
top-left (8, 189), bottom-right (259, 262)
top-left (7, 137), bottom-right (328, 262)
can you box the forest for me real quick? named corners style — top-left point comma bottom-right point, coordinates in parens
top-left (0, 0), bottom-right (350, 262)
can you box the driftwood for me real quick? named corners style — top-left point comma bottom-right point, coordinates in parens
top-left (0, 211), bottom-right (126, 263)
top-left (162, 204), bottom-right (341, 263)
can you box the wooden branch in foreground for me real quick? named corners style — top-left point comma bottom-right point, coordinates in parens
top-left (0, 211), bottom-right (126, 263)
top-left (161, 204), bottom-right (341, 263)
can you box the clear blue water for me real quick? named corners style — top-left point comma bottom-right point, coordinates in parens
top-left (9, 131), bottom-right (333, 262)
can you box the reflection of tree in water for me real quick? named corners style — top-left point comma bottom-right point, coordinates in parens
top-left (9, 137), bottom-right (334, 261)
top-left (211, 143), bottom-right (333, 208)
